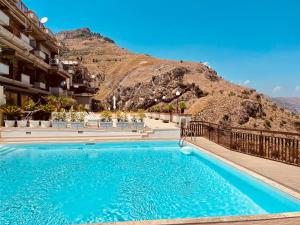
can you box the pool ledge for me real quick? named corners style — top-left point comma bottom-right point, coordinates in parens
top-left (82, 212), bottom-right (300, 225)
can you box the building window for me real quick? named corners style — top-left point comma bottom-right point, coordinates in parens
top-left (21, 95), bottom-right (30, 106)
top-left (4, 91), bottom-right (18, 105)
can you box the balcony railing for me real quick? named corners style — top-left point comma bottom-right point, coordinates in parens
top-left (50, 58), bottom-right (64, 69)
top-left (20, 33), bottom-right (30, 45)
top-left (0, 9), bottom-right (10, 26)
top-left (43, 28), bottom-right (55, 39)
top-left (50, 87), bottom-right (64, 95)
top-left (21, 73), bottom-right (30, 85)
top-left (16, 0), bottom-right (29, 13)
top-left (34, 82), bottom-right (46, 90)
top-left (0, 62), bottom-right (9, 75)
top-left (181, 121), bottom-right (300, 166)
top-left (33, 50), bottom-right (47, 60)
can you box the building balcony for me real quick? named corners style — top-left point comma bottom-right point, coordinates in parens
top-left (33, 50), bottom-right (47, 60)
top-left (0, 25), bottom-right (33, 51)
top-left (43, 28), bottom-right (55, 40)
top-left (0, 62), bottom-right (9, 75)
top-left (50, 58), bottom-right (63, 69)
top-left (49, 87), bottom-right (64, 95)
top-left (20, 33), bottom-right (30, 45)
top-left (26, 10), bottom-right (39, 23)
top-left (21, 73), bottom-right (30, 85)
top-left (0, 9), bottom-right (10, 26)
top-left (16, 0), bottom-right (29, 14)
top-left (34, 82), bottom-right (46, 90)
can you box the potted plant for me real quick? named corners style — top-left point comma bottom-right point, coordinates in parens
top-left (179, 101), bottom-right (187, 114)
top-left (132, 109), bottom-right (145, 130)
top-left (52, 110), bottom-right (67, 128)
top-left (70, 111), bottom-right (85, 129)
top-left (99, 110), bottom-right (113, 128)
top-left (36, 103), bottom-right (56, 128)
top-left (0, 105), bottom-right (23, 127)
top-left (153, 105), bottom-right (161, 120)
top-left (160, 104), bottom-right (173, 123)
top-left (116, 111), bottom-right (129, 129)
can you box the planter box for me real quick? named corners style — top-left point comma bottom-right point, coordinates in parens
top-left (131, 122), bottom-right (145, 130)
top-left (146, 113), bottom-right (153, 119)
top-left (70, 122), bottom-right (85, 129)
top-left (41, 121), bottom-right (51, 128)
top-left (160, 113), bottom-right (171, 123)
top-left (0, 62), bottom-right (9, 75)
top-left (86, 120), bottom-right (100, 127)
top-left (52, 121), bottom-right (67, 128)
top-left (99, 121), bottom-right (113, 129)
top-left (116, 122), bottom-right (130, 129)
top-left (171, 114), bottom-right (193, 126)
top-left (29, 120), bottom-right (40, 128)
top-left (17, 120), bottom-right (28, 127)
top-left (153, 113), bottom-right (160, 120)
top-left (4, 120), bottom-right (15, 127)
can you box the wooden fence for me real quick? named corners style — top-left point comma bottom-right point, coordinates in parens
top-left (181, 121), bottom-right (300, 166)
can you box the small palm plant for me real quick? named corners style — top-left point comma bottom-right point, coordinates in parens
top-left (164, 104), bottom-right (174, 113)
top-left (179, 101), bottom-right (187, 114)
top-left (137, 109), bottom-right (146, 122)
top-left (101, 110), bottom-right (112, 122)
top-left (0, 105), bottom-right (23, 120)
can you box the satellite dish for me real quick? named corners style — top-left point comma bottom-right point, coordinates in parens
top-left (40, 17), bottom-right (48, 24)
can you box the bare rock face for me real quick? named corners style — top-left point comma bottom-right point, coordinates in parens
top-left (57, 28), bottom-right (115, 43)
top-left (238, 100), bottom-right (265, 125)
top-left (105, 66), bottom-right (207, 110)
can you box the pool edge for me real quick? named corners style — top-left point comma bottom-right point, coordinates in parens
top-left (187, 141), bottom-right (300, 200)
top-left (80, 212), bottom-right (300, 225)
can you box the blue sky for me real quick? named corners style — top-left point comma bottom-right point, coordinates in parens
top-left (24, 0), bottom-right (300, 97)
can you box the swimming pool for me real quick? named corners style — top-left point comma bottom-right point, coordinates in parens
top-left (1, 141), bottom-right (300, 225)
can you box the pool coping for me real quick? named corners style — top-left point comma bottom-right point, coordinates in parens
top-left (81, 140), bottom-right (300, 225)
top-left (81, 212), bottom-right (300, 225)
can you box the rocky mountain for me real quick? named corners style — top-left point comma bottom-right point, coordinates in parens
top-left (272, 97), bottom-right (300, 115)
top-left (57, 28), bottom-right (300, 132)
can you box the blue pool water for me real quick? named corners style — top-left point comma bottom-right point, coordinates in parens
top-left (1, 141), bottom-right (300, 225)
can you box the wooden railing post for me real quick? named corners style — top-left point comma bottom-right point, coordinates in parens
top-left (217, 125), bottom-right (220, 144)
top-left (259, 131), bottom-right (264, 157)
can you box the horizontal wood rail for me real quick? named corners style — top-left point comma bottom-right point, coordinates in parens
top-left (181, 121), bottom-right (300, 166)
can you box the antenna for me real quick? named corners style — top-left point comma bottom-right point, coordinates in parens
top-left (40, 17), bottom-right (48, 24)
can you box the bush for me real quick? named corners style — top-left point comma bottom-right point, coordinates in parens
top-left (35, 104), bottom-right (56, 120)
top-left (45, 95), bottom-right (76, 110)
top-left (179, 101), bottom-right (187, 113)
top-left (116, 111), bottom-right (128, 122)
top-left (153, 105), bottom-right (161, 113)
top-left (101, 110), bottom-right (112, 122)
top-left (294, 121), bottom-right (300, 131)
top-left (163, 104), bottom-right (174, 113)
top-left (264, 120), bottom-right (272, 129)
top-left (137, 109), bottom-right (146, 122)
top-left (228, 91), bottom-right (236, 97)
top-left (0, 105), bottom-right (23, 120)
top-left (22, 98), bottom-right (36, 111)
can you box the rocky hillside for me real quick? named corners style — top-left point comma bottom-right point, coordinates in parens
top-left (272, 97), bottom-right (300, 115)
top-left (57, 28), bottom-right (300, 132)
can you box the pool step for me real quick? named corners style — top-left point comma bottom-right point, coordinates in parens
top-left (0, 146), bottom-right (18, 156)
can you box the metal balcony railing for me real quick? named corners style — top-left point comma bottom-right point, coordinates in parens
top-left (16, 0), bottom-right (29, 13)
